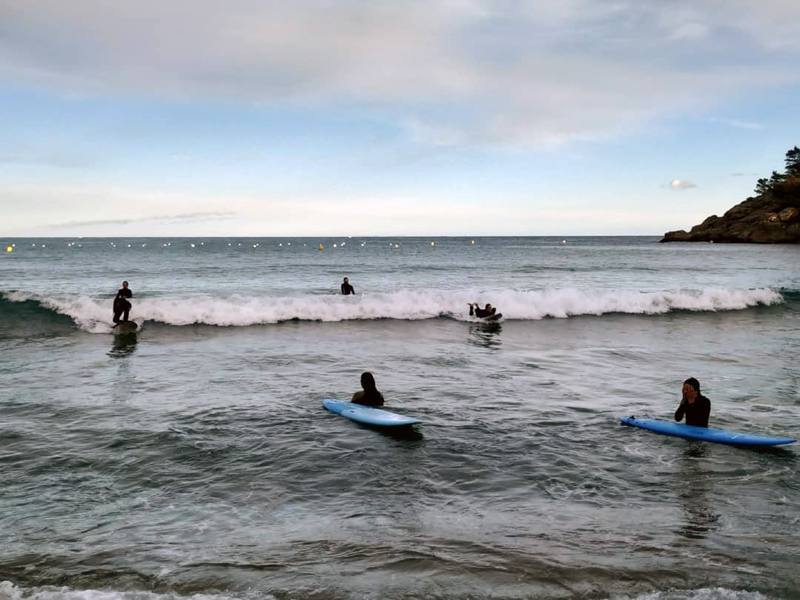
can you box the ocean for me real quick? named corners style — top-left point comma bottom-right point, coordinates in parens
top-left (1, 236), bottom-right (798, 600)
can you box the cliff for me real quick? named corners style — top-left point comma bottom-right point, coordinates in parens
top-left (661, 178), bottom-right (800, 243)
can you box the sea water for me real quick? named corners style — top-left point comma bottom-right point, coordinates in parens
top-left (1, 236), bottom-right (798, 600)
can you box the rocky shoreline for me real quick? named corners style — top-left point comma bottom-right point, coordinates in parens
top-left (661, 178), bottom-right (800, 243)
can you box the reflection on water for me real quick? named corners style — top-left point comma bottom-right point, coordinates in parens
top-left (108, 332), bottom-right (138, 358)
top-left (675, 443), bottom-right (720, 540)
top-left (468, 321), bottom-right (503, 349)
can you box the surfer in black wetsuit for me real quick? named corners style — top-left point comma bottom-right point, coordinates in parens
top-left (469, 302), bottom-right (496, 318)
top-left (352, 372), bottom-right (384, 407)
top-left (341, 277), bottom-right (355, 295)
top-left (113, 280), bottom-right (133, 324)
top-left (675, 377), bottom-right (710, 427)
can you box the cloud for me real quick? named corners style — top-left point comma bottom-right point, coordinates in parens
top-left (710, 118), bottom-right (762, 130)
top-left (0, 147), bottom-right (96, 168)
top-left (49, 212), bottom-right (237, 229)
top-left (0, 182), bottom-right (674, 235)
top-left (669, 178), bottom-right (697, 190)
top-left (0, 1), bottom-right (798, 148)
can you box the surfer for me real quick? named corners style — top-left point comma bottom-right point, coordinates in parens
top-left (469, 302), bottom-right (496, 318)
top-left (674, 377), bottom-right (710, 428)
top-left (341, 277), bottom-right (355, 295)
top-left (351, 372), bottom-right (384, 407)
top-left (113, 281), bottom-right (133, 324)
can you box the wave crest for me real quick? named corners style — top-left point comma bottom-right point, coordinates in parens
top-left (0, 287), bottom-right (784, 333)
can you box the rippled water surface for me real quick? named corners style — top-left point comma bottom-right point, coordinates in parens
top-left (1, 237), bottom-right (799, 600)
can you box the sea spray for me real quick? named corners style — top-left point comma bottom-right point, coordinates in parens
top-left (1, 287), bottom-right (784, 332)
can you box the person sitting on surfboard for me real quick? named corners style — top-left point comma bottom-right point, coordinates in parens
top-left (113, 281), bottom-right (133, 324)
top-left (674, 377), bottom-right (710, 428)
top-left (351, 372), bottom-right (384, 407)
top-left (468, 302), bottom-right (496, 318)
top-left (341, 277), bottom-right (355, 295)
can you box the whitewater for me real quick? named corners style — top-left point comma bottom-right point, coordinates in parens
top-left (0, 287), bottom-right (784, 331)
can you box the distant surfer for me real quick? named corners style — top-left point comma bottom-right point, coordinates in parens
top-left (352, 372), bottom-right (384, 407)
top-left (468, 302), bottom-right (496, 318)
top-left (674, 377), bottom-right (710, 428)
top-left (341, 277), bottom-right (355, 295)
top-left (113, 280), bottom-right (133, 324)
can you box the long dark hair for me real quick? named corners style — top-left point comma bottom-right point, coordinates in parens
top-left (360, 372), bottom-right (383, 405)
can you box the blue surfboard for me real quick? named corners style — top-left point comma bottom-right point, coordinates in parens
top-left (323, 399), bottom-right (421, 427)
top-left (621, 416), bottom-right (796, 447)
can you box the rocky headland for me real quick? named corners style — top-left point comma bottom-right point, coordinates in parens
top-left (661, 177), bottom-right (800, 244)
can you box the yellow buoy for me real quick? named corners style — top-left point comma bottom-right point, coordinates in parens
top-left (471, 240), bottom-right (475, 245)
top-left (318, 243), bottom-right (324, 250)
top-left (430, 241), bottom-right (435, 246)
top-left (6, 246), bottom-right (12, 253)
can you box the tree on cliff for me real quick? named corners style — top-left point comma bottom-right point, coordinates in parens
top-left (753, 146), bottom-right (800, 194)
top-left (786, 146), bottom-right (800, 177)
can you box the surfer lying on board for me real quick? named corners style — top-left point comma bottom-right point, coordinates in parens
top-left (468, 303), bottom-right (496, 318)
top-left (674, 377), bottom-right (710, 428)
top-left (112, 281), bottom-right (133, 324)
top-left (351, 372), bottom-right (384, 407)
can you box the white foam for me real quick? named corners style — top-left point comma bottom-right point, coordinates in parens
top-left (0, 582), bottom-right (275, 600)
top-left (610, 588), bottom-right (771, 600)
top-left (1, 287), bottom-right (783, 332)
top-left (0, 582), bottom-right (774, 600)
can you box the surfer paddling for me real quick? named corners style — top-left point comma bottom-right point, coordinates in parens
top-left (112, 280), bottom-right (133, 325)
top-left (674, 377), bottom-right (710, 428)
top-left (468, 302), bottom-right (496, 318)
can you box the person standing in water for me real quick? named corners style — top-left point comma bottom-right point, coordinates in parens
top-left (352, 372), bottom-right (384, 407)
top-left (341, 277), bottom-right (355, 295)
top-left (113, 280), bottom-right (133, 324)
top-left (675, 377), bottom-right (711, 428)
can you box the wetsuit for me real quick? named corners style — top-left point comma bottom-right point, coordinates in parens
top-left (352, 389), bottom-right (384, 407)
top-left (341, 282), bottom-right (355, 295)
top-left (470, 305), bottom-right (496, 318)
top-left (675, 394), bottom-right (711, 428)
top-left (113, 287), bottom-right (133, 323)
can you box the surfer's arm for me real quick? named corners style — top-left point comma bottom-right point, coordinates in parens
top-left (674, 401), bottom-right (686, 422)
top-left (698, 397), bottom-right (710, 427)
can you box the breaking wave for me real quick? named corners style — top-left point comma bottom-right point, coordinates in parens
top-left (0, 287), bottom-right (784, 334)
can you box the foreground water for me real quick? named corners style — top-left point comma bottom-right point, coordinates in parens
top-left (1, 237), bottom-right (799, 600)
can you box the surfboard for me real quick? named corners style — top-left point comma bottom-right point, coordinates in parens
top-left (323, 399), bottom-right (421, 427)
top-left (620, 416), bottom-right (796, 447)
top-left (113, 321), bottom-right (138, 334)
top-left (483, 312), bottom-right (502, 321)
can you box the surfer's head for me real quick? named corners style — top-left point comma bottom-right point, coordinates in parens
top-left (682, 377), bottom-right (700, 402)
top-left (361, 371), bottom-right (376, 391)
top-left (122, 281), bottom-right (129, 288)
top-left (343, 277), bottom-right (349, 283)
top-left (683, 377), bottom-right (700, 392)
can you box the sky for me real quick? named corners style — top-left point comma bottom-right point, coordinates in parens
top-left (1, 0), bottom-right (799, 237)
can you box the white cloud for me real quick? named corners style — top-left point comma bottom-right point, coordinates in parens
top-left (0, 182), bottom-right (674, 236)
top-left (669, 178), bottom-right (697, 190)
top-left (0, 1), bottom-right (797, 148)
top-left (710, 117), bottom-right (762, 130)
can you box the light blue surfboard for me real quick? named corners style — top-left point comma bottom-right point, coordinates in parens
top-left (323, 399), bottom-right (421, 427)
top-left (621, 416), bottom-right (796, 447)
